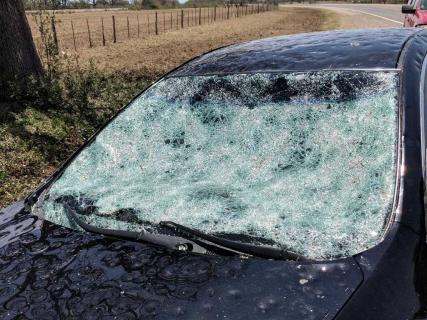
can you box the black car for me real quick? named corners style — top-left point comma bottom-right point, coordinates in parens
top-left (2, 28), bottom-right (427, 320)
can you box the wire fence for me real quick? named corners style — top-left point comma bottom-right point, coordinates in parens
top-left (28, 4), bottom-right (278, 51)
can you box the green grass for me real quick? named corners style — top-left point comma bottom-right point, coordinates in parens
top-left (0, 66), bottom-right (150, 208)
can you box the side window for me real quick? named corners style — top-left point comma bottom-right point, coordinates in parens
top-left (409, 0), bottom-right (417, 7)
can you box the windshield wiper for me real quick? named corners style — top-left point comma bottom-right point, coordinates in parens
top-left (159, 221), bottom-right (307, 261)
top-left (62, 205), bottom-right (306, 261)
top-left (63, 203), bottom-right (210, 254)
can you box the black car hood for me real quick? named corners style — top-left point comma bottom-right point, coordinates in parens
top-left (0, 201), bottom-right (363, 319)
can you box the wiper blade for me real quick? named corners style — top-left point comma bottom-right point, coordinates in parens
top-left (159, 221), bottom-right (307, 261)
top-left (63, 204), bottom-right (208, 254)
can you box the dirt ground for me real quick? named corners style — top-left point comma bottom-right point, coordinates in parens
top-left (73, 7), bottom-right (338, 78)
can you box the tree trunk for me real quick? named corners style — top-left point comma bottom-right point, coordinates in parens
top-left (0, 0), bottom-right (43, 87)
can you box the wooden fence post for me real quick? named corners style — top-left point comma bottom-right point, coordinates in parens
top-left (101, 17), bottom-right (106, 46)
top-left (187, 9), bottom-right (189, 26)
top-left (50, 17), bottom-right (59, 55)
top-left (163, 12), bottom-right (166, 32)
top-left (51, 16), bottom-right (59, 54)
top-left (176, 11), bottom-right (179, 29)
top-left (127, 16), bottom-right (130, 39)
top-left (155, 12), bottom-right (158, 35)
top-left (227, 6), bottom-right (230, 19)
top-left (170, 12), bottom-right (173, 29)
top-left (181, 10), bottom-right (184, 29)
top-left (137, 15), bottom-right (140, 38)
top-left (199, 7), bottom-right (201, 25)
top-left (71, 20), bottom-right (76, 51)
top-left (86, 18), bottom-right (92, 48)
top-left (148, 15), bottom-right (150, 35)
top-left (112, 15), bottom-right (117, 43)
top-left (214, 6), bottom-right (216, 21)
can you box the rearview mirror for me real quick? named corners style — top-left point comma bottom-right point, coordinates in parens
top-left (402, 4), bottom-right (416, 14)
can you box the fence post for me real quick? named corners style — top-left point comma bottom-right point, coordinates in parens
top-left (214, 6), bottom-right (216, 21)
top-left (163, 12), bottom-right (166, 32)
top-left (155, 12), bottom-right (158, 35)
top-left (176, 11), bottom-right (179, 29)
top-left (127, 16), bottom-right (130, 38)
top-left (86, 18), bottom-right (92, 48)
top-left (112, 15), bottom-right (117, 43)
top-left (71, 20), bottom-right (76, 51)
top-left (199, 7), bottom-right (202, 25)
top-left (187, 9), bottom-right (189, 26)
top-left (101, 17), bottom-right (106, 46)
top-left (148, 15), bottom-right (150, 35)
top-left (50, 16), bottom-right (59, 54)
top-left (170, 12), bottom-right (173, 29)
top-left (137, 15), bottom-right (140, 38)
top-left (181, 10), bottom-right (184, 29)
top-left (227, 6), bottom-right (230, 19)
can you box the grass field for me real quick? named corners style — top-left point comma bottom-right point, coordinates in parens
top-left (0, 7), bottom-right (339, 209)
top-left (77, 7), bottom-right (338, 77)
top-left (27, 4), bottom-right (273, 51)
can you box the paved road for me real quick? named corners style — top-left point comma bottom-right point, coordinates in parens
top-left (313, 3), bottom-right (403, 25)
top-left (282, 3), bottom-right (404, 28)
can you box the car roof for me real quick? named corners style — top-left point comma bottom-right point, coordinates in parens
top-left (169, 28), bottom-right (418, 77)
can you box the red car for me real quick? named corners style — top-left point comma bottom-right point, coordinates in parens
top-left (403, 0), bottom-right (427, 26)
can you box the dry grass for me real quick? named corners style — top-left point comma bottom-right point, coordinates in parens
top-left (77, 7), bottom-right (338, 78)
top-left (27, 5), bottom-right (270, 50)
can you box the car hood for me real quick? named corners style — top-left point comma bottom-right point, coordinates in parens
top-left (0, 201), bottom-right (363, 320)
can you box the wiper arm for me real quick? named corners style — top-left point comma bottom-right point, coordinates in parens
top-left (63, 204), bottom-right (208, 254)
top-left (159, 221), bottom-right (307, 261)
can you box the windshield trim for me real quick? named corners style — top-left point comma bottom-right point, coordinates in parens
top-left (164, 68), bottom-right (400, 79)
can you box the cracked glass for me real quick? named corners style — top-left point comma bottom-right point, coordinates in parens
top-left (37, 71), bottom-right (399, 260)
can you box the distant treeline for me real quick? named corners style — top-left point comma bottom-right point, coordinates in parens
top-left (24, 0), bottom-right (275, 10)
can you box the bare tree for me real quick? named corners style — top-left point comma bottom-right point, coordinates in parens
top-left (0, 0), bottom-right (43, 88)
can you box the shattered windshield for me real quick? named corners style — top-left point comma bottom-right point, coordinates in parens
top-left (37, 71), bottom-right (399, 260)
